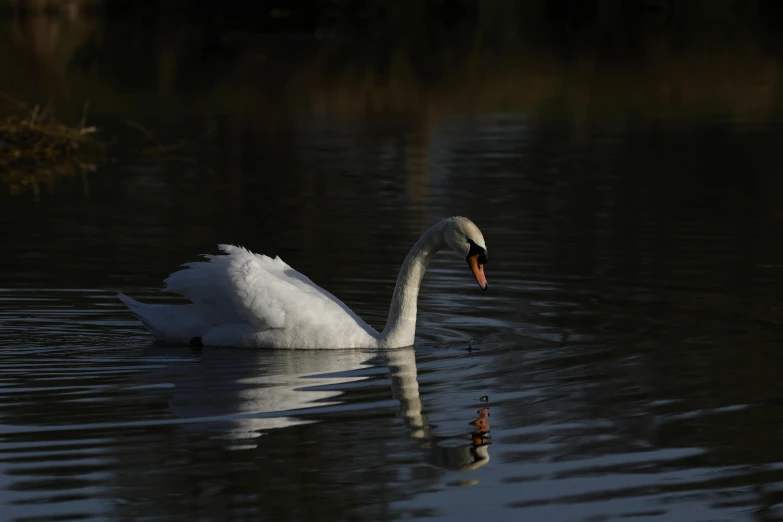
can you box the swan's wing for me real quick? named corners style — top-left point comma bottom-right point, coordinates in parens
top-left (252, 249), bottom-right (366, 321)
top-left (163, 245), bottom-right (364, 330)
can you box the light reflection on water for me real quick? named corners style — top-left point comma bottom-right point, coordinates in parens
top-left (2, 12), bottom-right (783, 522)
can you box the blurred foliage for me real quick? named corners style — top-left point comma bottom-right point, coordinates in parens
top-left (1, 0), bottom-right (783, 196)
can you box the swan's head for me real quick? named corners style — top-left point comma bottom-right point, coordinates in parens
top-left (443, 217), bottom-right (489, 291)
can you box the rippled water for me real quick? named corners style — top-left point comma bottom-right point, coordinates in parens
top-left (3, 14), bottom-right (783, 522)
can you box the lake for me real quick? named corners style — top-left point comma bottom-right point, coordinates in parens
top-left (2, 6), bottom-right (783, 521)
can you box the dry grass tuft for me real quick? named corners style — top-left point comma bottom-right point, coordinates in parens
top-left (0, 96), bottom-right (103, 197)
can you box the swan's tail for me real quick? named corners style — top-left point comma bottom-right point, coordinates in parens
top-left (117, 292), bottom-right (205, 344)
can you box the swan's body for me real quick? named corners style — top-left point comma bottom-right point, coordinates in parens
top-left (118, 216), bottom-right (488, 349)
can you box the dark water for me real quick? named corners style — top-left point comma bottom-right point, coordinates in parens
top-left (3, 11), bottom-right (783, 522)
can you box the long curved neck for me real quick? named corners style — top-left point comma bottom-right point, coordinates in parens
top-left (379, 223), bottom-right (446, 348)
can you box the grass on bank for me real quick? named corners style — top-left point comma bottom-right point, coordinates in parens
top-left (0, 95), bottom-right (102, 197)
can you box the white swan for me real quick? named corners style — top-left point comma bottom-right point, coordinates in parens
top-left (118, 216), bottom-right (488, 349)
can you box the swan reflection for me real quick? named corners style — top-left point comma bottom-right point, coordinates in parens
top-left (152, 346), bottom-right (490, 472)
top-left (386, 349), bottom-right (491, 472)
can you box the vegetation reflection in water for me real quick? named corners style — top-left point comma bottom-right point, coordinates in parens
top-left (3, 1), bottom-right (783, 201)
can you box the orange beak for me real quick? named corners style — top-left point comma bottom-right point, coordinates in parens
top-left (467, 255), bottom-right (488, 291)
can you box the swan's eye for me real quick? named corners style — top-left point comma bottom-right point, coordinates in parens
top-left (466, 239), bottom-right (488, 265)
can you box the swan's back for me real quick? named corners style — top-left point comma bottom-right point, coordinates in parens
top-left (121, 245), bottom-right (379, 348)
